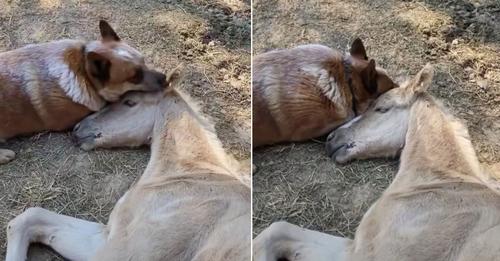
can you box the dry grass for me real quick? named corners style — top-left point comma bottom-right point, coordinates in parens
top-left (253, 142), bottom-right (398, 237)
top-left (0, 0), bottom-right (250, 259)
top-left (253, 0), bottom-right (499, 237)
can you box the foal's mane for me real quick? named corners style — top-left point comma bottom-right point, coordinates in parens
top-left (164, 85), bottom-right (250, 187)
top-left (411, 93), bottom-right (500, 194)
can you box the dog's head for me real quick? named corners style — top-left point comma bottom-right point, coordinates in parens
top-left (347, 38), bottom-right (398, 113)
top-left (84, 20), bottom-right (166, 102)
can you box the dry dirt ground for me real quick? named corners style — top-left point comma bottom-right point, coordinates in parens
top-left (253, 0), bottom-right (500, 239)
top-left (0, 0), bottom-right (250, 259)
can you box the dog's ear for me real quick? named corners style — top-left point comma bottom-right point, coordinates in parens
top-left (99, 20), bottom-right (120, 42)
top-left (164, 64), bottom-right (184, 94)
top-left (350, 38), bottom-right (368, 60)
top-left (86, 51), bottom-right (111, 83)
top-left (360, 59), bottom-right (378, 94)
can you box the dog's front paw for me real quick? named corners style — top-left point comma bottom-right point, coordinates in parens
top-left (0, 149), bottom-right (15, 164)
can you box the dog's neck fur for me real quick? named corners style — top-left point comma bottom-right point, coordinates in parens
top-left (341, 56), bottom-right (359, 116)
top-left (54, 40), bottom-right (106, 111)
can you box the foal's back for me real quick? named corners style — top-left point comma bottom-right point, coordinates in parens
top-left (352, 181), bottom-right (500, 261)
top-left (91, 111), bottom-right (250, 260)
top-left (93, 172), bottom-right (250, 261)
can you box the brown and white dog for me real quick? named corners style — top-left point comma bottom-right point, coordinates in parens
top-left (0, 20), bottom-right (166, 164)
top-left (252, 39), bottom-right (398, 147)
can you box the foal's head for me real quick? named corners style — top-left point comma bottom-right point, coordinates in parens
top-left (73, 68), bottom-right (184, 150)
top-left (325, 64), bottom-right (434, 164)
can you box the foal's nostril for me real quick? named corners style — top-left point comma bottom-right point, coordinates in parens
top-left (74, 123), bottom-right (81, 132)
top-left (327, 132), bottom-right (336, 142)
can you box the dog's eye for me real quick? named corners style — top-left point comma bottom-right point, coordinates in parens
top-left (129, 68), bottom-right (144, 84)
top-left (375, 107), bottom-right (390, 113)
top-left (123, 100), bottom-right (137, 107)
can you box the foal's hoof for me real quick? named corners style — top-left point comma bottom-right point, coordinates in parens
top-left (0, 149), bottom-right (15, 164)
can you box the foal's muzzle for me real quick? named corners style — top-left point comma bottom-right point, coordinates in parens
top-left (72, 122), bottom-right (101, 151)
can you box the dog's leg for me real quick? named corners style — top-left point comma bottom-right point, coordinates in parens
top-left (254, 221), bottom-right (351, 261)
top-left (0, 148), bottom-right (15, 164)
top-left (6, 207), bottom-right (106, 261)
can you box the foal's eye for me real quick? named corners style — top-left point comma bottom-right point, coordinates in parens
top-left (375, 107), bottom-right (390, 113)
top-left (123, 100), bottom-right (137, 107)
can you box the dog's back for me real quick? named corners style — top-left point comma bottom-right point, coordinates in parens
top-left (252, 40), bottom-right (397, 147)
top-left (0, 21), bottom-right (168, 143)
top-left (0, 40), bottom-right (99, 139)
top-left (253, 45), bottom-right (349, 146)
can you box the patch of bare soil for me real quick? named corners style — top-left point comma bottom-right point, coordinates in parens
top-left (253, 0), bottom-right (499, 238)
top-left (0, 0), bottom-right (250, 259)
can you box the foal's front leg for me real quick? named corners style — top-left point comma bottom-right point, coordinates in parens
top-left (6, 207), bottom-right (107, 261)
top-left (254, 221), bottom-right (351, 261)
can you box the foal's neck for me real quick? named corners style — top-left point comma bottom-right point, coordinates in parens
top-left (398, 95), bottom-right (482, 185)
top-left (144, 91), bottom-right (241, 182)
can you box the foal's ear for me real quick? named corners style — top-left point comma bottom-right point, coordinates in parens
top-left (164, 64), bottom-right (184, 94)
top-left (350, 38), bottom-right (368, 60)
top-left (410, 63), bottom-right (434, 93)
top-left (99, 20), bottom-right (120, 42)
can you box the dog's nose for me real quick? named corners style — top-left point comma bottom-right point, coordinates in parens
top-left (157, 73), bottom-right (167, 87)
